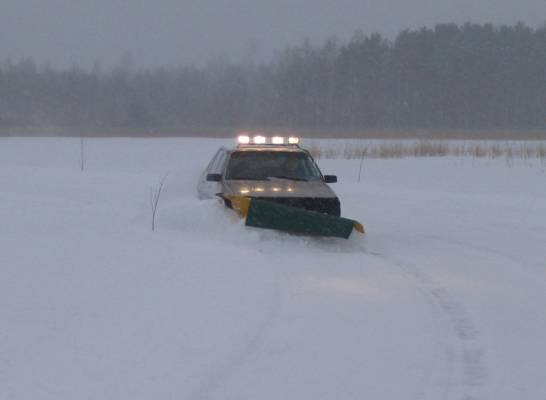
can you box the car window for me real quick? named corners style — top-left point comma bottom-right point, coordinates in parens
top-left (206, 149), bottom-right (227, 174)
top-left (212, 150), bottom-right (227, 173)
top-left (225, 151), bottom-right (322, 181)
top-left (206, 150), bottom-right (221, 172)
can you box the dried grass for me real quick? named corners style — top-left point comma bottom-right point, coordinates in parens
top-left (308, 140), bottom-right (546, 161)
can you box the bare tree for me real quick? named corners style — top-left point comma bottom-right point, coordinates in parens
top-left (357, 155), bottom-right (364, 182)
top-left (150, 173), bottom-right (169, 232)
top-left (80, 136), bottom-right (85, 171)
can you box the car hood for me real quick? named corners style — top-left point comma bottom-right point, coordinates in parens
top-left (223, 179), bottom-right (337, 198)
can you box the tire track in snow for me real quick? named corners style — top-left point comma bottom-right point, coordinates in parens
top-left (187, 283), bottom-right (282, 400)
top-left (422, 234), bottom-right (545, 273)
top-left (0, 337), bottom-right (11, 400)
top-left (368, 250), bottom-right (487, 400)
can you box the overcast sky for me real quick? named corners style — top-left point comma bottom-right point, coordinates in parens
top-left (1, 0), bottom-right (545, 68)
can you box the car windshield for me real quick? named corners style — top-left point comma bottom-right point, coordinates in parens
top-left (225, 151), bottom-right (323, 181)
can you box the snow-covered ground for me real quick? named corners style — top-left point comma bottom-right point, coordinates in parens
top-left (1, 138), bottom-right (545, 400)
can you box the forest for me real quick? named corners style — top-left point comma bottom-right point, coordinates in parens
top-left (1, 22), bottom-right (545, 133)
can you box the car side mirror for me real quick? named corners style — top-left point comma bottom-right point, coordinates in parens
top-left (206, 173), bottom-right (222, 182)
top-left (324, 175), bottom-right (337, 183)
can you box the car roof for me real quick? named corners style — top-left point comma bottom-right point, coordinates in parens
top-left (231, 144), bottom-right (307, 153)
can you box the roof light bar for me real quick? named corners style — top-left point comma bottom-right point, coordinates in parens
top-left (288, 136), bottom-right (300, 144)
top-left (238, 135), bottom-right (250, 144)
top-left (237, 135), bottom-right (300, 145)
top-left (253, 135), bottom-right (267, 144)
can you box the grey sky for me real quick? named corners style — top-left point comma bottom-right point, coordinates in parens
top-left (1, 0), bottom-right (545, 68)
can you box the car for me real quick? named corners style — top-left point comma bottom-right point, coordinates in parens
top-left (197, 135), bottom-right (341, 217)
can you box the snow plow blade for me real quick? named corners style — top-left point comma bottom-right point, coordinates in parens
top-left (224, 196), bottom-right (364, 239)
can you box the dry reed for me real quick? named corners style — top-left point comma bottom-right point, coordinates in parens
top-left (308, 140), bottom-right (546, 161)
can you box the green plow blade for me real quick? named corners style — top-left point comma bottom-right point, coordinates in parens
top-left (245, 199), bottom-right (358, 239)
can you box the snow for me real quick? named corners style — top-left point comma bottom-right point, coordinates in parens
top-left (1, 137), bottom-right (545, 399)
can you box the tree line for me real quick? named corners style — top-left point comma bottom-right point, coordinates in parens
top-left (1, 22), bottom-right (545, 132)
